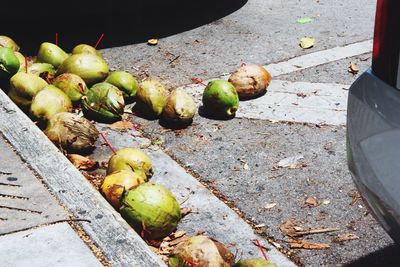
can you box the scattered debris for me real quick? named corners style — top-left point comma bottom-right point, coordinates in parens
top-left (280, 219), bottom-right (339, 237)
top-left (305, 197), bottom-right (319, 207)
top-left (322, 199), bottom-right (331, 205)
top-left (348, 63), bottom-right (359, 75)
top-left (288, 239), bottom-right (330, 250)
top-left (264, 203), bottom-right (277, 210)
top-left (348, 190), bottom-right (362, 205)
top-left (180, 207), bottom-right (192, 218)
top-left (255, 223), bottom-right (266, 228)
top-left (67, 154), bottom-right (98, 170)
top-left (300, 37), bottom-right (315, 49)
top-left (277, 155), bottom-right (304, 169)
top-left (108, 120), bottom-right (134, 131)
top-left (296, 92), bottom-right (307, 98)
top-left (334, 233), bottom-right (360, 243)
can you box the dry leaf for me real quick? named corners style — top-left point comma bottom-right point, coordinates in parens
top-left (180, 207), bottom-right (192, 218)
top-left (300, 37), bottom-right (315, 49)
top-left (280, 219), bottom-right (298, 237)
top-left (67, 154), bottom-right (98, 170)
top-left (348, 63), bottom-right (359, 74)
top-left (288, 239), bottom-right (330, 250)
top-left (334, 233), bottom-right (359, 243)
top-left (147, 39), bottom-right (158, 45)
top-left (109, 120), bottom-right (134, 131)
top-left (322, 199), bottom-right (331, 205)
top-left (265, 203), bottom-right (277, 209)
top-left (305, 197), bottom-right (319, 207)
top-left (278, 155), bottom-right (304, 168)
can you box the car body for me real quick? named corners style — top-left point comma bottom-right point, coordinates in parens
top-left (347, 0), bottom-right (400, 243)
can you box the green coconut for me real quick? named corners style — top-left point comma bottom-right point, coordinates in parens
top-left (234, 258), bottom-right (278, 267)
top-left (0, 36), bottom-right (19, 51)
top-left (101, 170), bottom-right (145, 209)
top-left (136, 80), bottom-right (168, 117)
top-left (202, 80), bottom-right (239, 118)
top-left (14, 52), bottom-right (26, 72)
top-left (30, 85), bottom-right (72, 123)
top-left (57, 53), bottom-right (109, 85)
top-left (72, 44), bottom-right (104, 59)
top-left (44, 112), bottom-right (99, 152)
top-left (28, 63), bottom-right (56, 77)
top-left (162, 88), bottom-right (196, 124)
top-left (0, 47), bottom-right (20, 79)
top-left (106, 147), bottom-right (153, 181)
top-left (82, 82), bottom-right (124, 122)
top-left (52, 73), bottom-right (88, 102)
top-left (120, 183), bottom-right (181, 240)
top-left (37, 42), bottom-right (68, 68)
top-left (169, 235), bottom-right (235, 267)
top-left (105, 71), bottom-right (139, 99)
top-left (8, 72), bottom-right (48, 110)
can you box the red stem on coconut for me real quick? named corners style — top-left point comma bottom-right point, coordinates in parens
top-left (55, 32), bottom-right (58, 46)
top-left (94, 33), bottom-right (105, 49)
top-left (191, 77), bottom-right (207, 87)
top-left (24, 57), bottom-right (28, 73)
top-left (256, 239), bottom-right (268, 261)
top-left (98, 130), bottom-right (116, 154)
top-left (184, 258), bottom-right (203, 267)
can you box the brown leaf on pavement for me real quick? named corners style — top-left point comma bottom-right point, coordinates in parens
top-left (280, 219), bottom-right (298, 237)
top-left (67, 154), bottom-right (98, 170)
top-left (288, 239), bottom-right (330, 250)
top-left (109, 120), bottom-right (134, 131)
top-left (280, 219), bottom-right (339, 237)
top-left (334, 233), bottom-right (359, 243)
top-left (348, 63), bottom-right (359, 75)
top-left (305, 197), bottom-right (319, 207)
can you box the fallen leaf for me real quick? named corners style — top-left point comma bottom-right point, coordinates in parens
top-left (288, 239), bottom-right (330, 250)
top-left (278, 155), bottom-right (304, 168)
top-left (67, 154), bottom-right (98, 170)
top-left (297, 17), bottom-right (314, 24)
top-left (180, 207), bottom-right (192, 218)
top-left (348, 63), bottom-right (359, 74)
top-left (300, 37), bottom-right (315, 49)
top-left (280, 219), bottom-right (298, 237)
top-left (243, 162), bottom-right (250, 170)
top-left (348, 190), bottom-right (361, 205)
top-left (265, 203), bottom-right (277, 209)
top-left (334, 233), bottom-right (359, 243)
top-left (109, 120), bottom-right (134, 131)
top-left (305, 197), bottom-right (319, 207)
top-left (147, 39), bottom-right (158, 45)
top-left (322, 199), bottom-right (331, 205)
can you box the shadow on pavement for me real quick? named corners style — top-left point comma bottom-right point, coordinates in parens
top-left (1, 0), bottom-right (247, 55)
top-left (346, 244), bottom-right (400, 267)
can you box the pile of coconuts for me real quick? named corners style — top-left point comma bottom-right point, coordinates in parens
top-left (0, 35), bottom-right (277, 266)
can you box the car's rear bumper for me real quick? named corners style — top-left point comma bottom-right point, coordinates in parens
top-left (347, 69), bottom-right (400, 243)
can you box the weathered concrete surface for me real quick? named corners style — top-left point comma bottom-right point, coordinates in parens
top-left (90, 124), bottom-right (296, 266)
top-left (0, 223), bottom-right (101, 267)
top-left (133, 114), bottom-right (399, 266)
top-left (0, 138), bottom-right (67, 234)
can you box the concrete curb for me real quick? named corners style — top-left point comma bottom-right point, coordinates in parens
top-left (0, 90), bottom-right (165, 266)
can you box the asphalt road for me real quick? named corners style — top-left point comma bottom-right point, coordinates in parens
top-left (99, 0), bottom-right (400, 266)
top-left (5, 0), bottom-right (396, 266)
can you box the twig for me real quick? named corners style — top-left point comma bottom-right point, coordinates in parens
top-left (292, 227), bottom-right (339, 237)
top-left (169, 55), bottom-right (180, 65)
top-left (191, 77), bottom-right (207, 87)
top-left (98, 131), bottom-right (117, 155)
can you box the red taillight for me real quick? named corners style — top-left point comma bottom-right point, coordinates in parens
top-left (372, 0), bottom-right (400, 88)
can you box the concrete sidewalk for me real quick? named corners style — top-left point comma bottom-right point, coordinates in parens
top-left (0, 137), bottom-right (102, 267)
